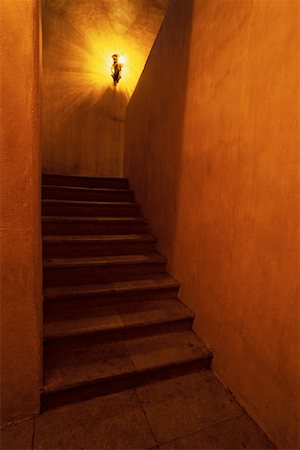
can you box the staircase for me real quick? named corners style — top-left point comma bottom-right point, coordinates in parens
top-left (41, 174), bottom-right (212, 410)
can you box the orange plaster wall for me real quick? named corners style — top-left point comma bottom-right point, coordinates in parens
top-left (0, 0), bottom-right (42, 423)
top-left (125, 0), bottom-right (300, 447)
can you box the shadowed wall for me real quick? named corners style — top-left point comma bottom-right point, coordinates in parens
top-left (0, 0), bottom-right (42, 423)
top-left (125, 0), bottom-right (300, 448)
top-left (42, 0), bottom-right (169, 177)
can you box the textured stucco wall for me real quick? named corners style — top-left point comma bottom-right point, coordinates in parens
top-left (42, 0), bottom-right (169, 177)
top-left (0, 0), bottom-right (42, 424)
top-left (125, 0), bottom-right (300, 448)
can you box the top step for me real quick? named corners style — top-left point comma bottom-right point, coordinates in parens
top-left (42, 174), bottom-right (129, 190)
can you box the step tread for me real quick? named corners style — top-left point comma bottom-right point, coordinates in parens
top-left (44, 276), bottom-right (179, 301)
top-left (44, 299), bottom-right (194, 340)
top-left (42, 216), bottom-right (148, 224)
top-left (43, 185), bottom-right (133, 194)
top-left (44, 254), bottom-right (166, 269)
top-left (44, 331), bottom-right (211, 393)
top-left (42, 199), bottom-right (139, 207)
top-left (43, 234), bottom-right (156, 244)
top-left (42, 174), bottom-right (129, 182)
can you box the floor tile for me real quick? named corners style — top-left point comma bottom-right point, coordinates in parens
top-left (1, 419), bottom-right (34, 450)
top-left (136, 370), bottom-right (219, 404)
top-left (34, 390), bottom-right (156, 449)
top-left (136, 372), bottom-right (244, 444)
top-left (159, 414), bottom-right (276, 449)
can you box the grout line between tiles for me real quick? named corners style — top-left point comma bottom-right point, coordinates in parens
top-left (156, 411), bottom-right (250, 447)
top-left (31, 416), bottom-right (36, 450)
top-left (133, 388), bottom-right (159, 448)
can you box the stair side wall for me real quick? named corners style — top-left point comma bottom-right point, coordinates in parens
top-left (124, 0), bottom-right (300, 448)
top-left (0, 0), bottom-right (43, 424)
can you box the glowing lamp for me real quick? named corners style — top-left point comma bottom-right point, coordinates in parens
top-left (111, 54), bottom-right (124, 85)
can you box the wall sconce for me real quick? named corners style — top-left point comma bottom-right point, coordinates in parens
top-left (111, 54), bottom-right (124, 85)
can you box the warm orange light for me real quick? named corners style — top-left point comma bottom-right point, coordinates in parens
top-left (42, 2), bottom-right (154, 115)
top-left (84, 33), bottom-right (142, 95)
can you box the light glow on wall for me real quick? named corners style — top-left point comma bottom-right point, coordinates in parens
top-left (83, 32), bottom-right (144, 96)
top-left (42, 0), bottom-right (169, 119)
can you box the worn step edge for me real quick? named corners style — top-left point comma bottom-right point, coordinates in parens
top-left (44, 303), bottom-right (195, 340)
top-left (41, 355), bottom-right (212, 411)
top-left (44, 277), bottom-right (180, 301)
top-left (42, 185), bottom-right (133, 194)
top-left (44, 316), bottom-right (193, 347)
top-left (43, 337), bottom-right (212, 395)
top-left (42, 199), bottom-right (140, 208)
top-left (43, 355), bottom-right (212, 396)
top-left (44, 254), bottom-right (166, 270)
top-left (43, 234), bottom-right (156, 244)
top-left (42, 174), bottom-right (129, 183)
top-left (42, 216), bottom-right (148, 224)
top-left (41, 354), bottom-right (212, 412)
top-left (42, 175), bottom-right (129, 189)
top-left (44, 318), bottom-right (194, 347)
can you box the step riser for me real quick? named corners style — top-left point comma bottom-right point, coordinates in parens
top-left (44, 287), bottom-right (180, 316)
top-left (42, 222), bottom-right (148, 236)
top-left (42, 204), bottom-right (140, 217)
top-left (42, 175), bottom-right (129, 189)
top-left (43, 263), bottom-right (166, 287)
top-left (42, 188), bottom-right (134, 202)
top-left (41, 357), bottom-right (212, 411)
top-left (43, 242), bottom-right (156, 258)
top-left (44, 318), bottom-right (194, 348)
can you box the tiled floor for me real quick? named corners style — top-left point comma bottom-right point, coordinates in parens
top-left (1, 371), bottom-right (276, 449)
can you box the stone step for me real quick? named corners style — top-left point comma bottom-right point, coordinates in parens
top-left (42, 234), bottom-right (157, 257)
top-left (43, 276), bottom-right (180, 314)
top-left (43, 254), bottom-right (167, 286)
top-left (41, 175), bottom-right (212, 413)
top-left (42, 331), bottom-right (212, 410)
top-left (42, 185), bottom-right (135, 202)
top-left (44, 298), bottom-right (195, 344)
top-left (42, 174), bottom-right (129, 189)
top-left (42, 199), bottom-right (140, 217)
top-left (42, 216), bottom-right (149, 235)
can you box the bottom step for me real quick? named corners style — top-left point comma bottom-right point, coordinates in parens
top-left (42, 331), bottom-right (212, 410)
